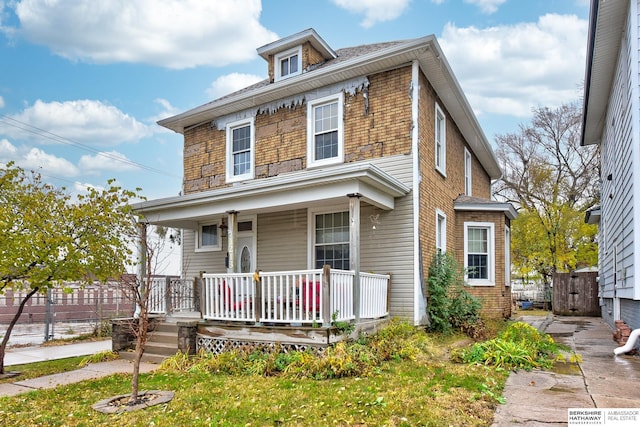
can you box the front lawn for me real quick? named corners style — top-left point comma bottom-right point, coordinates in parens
top-left (0, 320), bottom-right (510, 426)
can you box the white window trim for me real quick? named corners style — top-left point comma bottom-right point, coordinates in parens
top-left (306, 92), bottom-right (344, 168)
top-left (505, 225), bottom-right (511, 287)
top-left (435, 102), bottom-right (446, 176)
top-left (274, 46), bottom-right (302, 82)
top-left (195, 221), bottom-right (222, 252)
top-left (464, 221), bottom-right (495, 286)
top-left (307, 206), bottom-right (349, 269)
top-left (226, 117), bottom-right (255, 183)
top-left (464, 148), bottom-right (472, 195)
top-left (435, 209), bottom-right (447, 252)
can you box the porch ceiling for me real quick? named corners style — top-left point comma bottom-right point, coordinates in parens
top-left (133, 162), bottom-right (410, 228)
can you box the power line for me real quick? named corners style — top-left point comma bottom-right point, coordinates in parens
top-left (0, 113), bottom-right (180, 178)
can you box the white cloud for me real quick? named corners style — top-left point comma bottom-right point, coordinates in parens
top-left (206, 73), bottom-right (265, 100)
top-left (10, 0), bottom-right (277, 69)
top-left (0, 96), bottom-right (5, 108)
top-left (4, 99), bottom-right (152, 146)
top-left (439, 14), bottom-right (588, 118)
top-left (464, 0), bottom-right (506, 14)
top-left (78, 150), bottom-right (138, 174)
top-left (332, 0), bottom-right (411, 28)
top-left (21, 147), bottom-right (79, 177)
top-left (0, 138), bottom-right (17, 157)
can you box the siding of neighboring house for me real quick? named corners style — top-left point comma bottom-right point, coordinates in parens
top-left (598, 5), bottom-right (638, 327)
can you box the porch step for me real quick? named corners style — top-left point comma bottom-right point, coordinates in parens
top-left (117, 320), bottom-right (180, 364)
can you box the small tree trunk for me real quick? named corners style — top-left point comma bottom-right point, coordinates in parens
top-left (128, 313), bottom-right (149, 403)
top-left (0, 287), bottom-right (39, 374)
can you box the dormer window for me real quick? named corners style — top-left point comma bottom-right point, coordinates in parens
top-left (275, 47), bottom-right (302, 81)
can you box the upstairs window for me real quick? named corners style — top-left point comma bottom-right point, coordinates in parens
top-left (275, 47), bottom-right (302, 81)
top-left (464, 222), bottom-right (495, 285)
top-left (307, 93), bottom-right (344, 167)
top-left (435, 103), bottom-right (446, 176)
top-left (464, 148), bottom-right (472, 195)
top-left (226, 118), bottom-right (255, 182)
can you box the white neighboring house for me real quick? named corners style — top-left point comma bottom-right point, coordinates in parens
top-left (581, 0), bottom-right (640, 329)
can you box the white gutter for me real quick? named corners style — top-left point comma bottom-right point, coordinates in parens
top-left (614, 328), bottom-right (640, 355)
top-left (411, 60), bottom-right (422, 326)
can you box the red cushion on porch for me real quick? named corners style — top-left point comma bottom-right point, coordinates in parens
top-left (222, 281), bottom-right (248, 311)
top-left (301, 280), bottom-right (321, 311)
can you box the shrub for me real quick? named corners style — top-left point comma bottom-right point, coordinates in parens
top-left (427, 251), bottom-right (484, 337)
top-left (453, 321), bottom-right (569, 370)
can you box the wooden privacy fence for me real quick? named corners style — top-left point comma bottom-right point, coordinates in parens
top-left (552, 271), bottom-right (599, 316)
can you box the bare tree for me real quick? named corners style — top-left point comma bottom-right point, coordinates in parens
top-left (493, 102), bottom-right (600, 283)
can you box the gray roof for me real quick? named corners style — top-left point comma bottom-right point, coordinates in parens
top-left (454, 195), bottom-right (518, 219)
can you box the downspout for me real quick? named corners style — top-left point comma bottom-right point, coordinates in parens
top-left (410, 60), bottom-right (423, 325)
top-left (614, 329), bottom-right (640, 355)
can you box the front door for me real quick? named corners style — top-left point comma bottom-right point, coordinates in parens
top-left (236, 217), bottom-right (256, 274)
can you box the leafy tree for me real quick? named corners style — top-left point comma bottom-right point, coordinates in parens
top-left (493, 102), bottom-right (599, 284)
top-left (0, 162), bottom-right (140, 374)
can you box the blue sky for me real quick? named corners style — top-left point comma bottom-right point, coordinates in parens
top-left (0, 0), bottom-right (591, 202)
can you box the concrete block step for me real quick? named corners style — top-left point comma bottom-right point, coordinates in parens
top-left (145, 342), bottom-right (179, 357)
top-left (148, 331), bottom-right (178, 345)
top-left (151, 323), bottom-right (179, 334)
top-left (119, 351), bottom-right (169, 364)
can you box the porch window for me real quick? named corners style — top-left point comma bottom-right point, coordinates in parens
top-left (435, 103), bottom-right (446, 176)
top-left (307, 93), bottom-right (344, 167)
top-left (314, 211), bottom-right (349, 269)
top-left (275, 46), bottom-right (302, 81)
top-left (436, 210), bottom-right (446, 252)
top-left (464, 148), bottom-right (472, 195)
top-left (226, 118), bottom-right (255, 182)
top-left (464, 222), bottom-right (495, 285)
top-left (196, 222), bottom-right (221, 252)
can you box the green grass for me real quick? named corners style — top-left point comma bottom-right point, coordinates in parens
top-left (0, 358), bottom-right (506, 426)
top-left (0, 321), bottom-right (510, 426)
top-left (0, 356), bottom-right (87, 383)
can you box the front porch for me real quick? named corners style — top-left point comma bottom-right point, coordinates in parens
top-left (142, 267), bottom-right (390, 356)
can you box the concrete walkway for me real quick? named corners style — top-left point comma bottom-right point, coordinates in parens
top-left (0, 340), bottom-right (157, 397)
top-left (492, 315), bottom-right (640, 426)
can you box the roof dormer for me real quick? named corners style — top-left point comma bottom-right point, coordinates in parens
top-left (257, 28), bottom-right (337, 83)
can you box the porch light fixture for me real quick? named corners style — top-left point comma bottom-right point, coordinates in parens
top-left (218, 222), bottom-right (228, 237)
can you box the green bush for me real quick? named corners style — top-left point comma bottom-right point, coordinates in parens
top-left (159, 319), bottom-right (430, 380)
top-left (427, 251), bottom-right (484, 337)
top-left (453, 321), bottom-right (567, 370)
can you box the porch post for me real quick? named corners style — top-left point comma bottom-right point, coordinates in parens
top-left (135, 222), bottom-right (148, 319)
top-left (348, 193), bottom-right (361, 323)
top-left (226, 210), bottom-right (238, 273)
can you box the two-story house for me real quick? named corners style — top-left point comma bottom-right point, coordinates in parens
top-left (134, 29), bottom-right (515, 352)
top-left (582, 0), bottom-right (640, 333)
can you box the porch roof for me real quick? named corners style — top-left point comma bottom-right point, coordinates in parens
top-left (133, 162), bottom-right (410, 228)
top-left (453, 195), bottom-right (518, 220)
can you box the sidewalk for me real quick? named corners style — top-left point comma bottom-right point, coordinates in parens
top-left (0, 340), bottom-right (157, 397)
top-left (492, 315), bottom-right (640, 426)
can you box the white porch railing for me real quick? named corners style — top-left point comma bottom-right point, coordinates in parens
top-left (200, 268), bottom-right (389, 325)
top-left (148, 276), bottom-right (196, 314)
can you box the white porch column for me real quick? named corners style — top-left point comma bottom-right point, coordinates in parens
top-left (348, 193), bottom-right (361, 322)
top-left (226, 210), bottom-right (238, 273)
top-left (135, 222), bottom-right (148, 319)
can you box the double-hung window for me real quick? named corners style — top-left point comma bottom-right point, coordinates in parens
top-left (226, 118), bottom-right (255, 183)
top-left (275, 47), bottom-right (302, 81)
top-left (464, 148), bottom-right (472, 195)
top-left (435, 103), bottom-right (446, 175)
top-left (314, 211), bottom-right (349, 270)
top-left (307, 93), bottom-right (344, 167)
top-left (436, 210), bottom-right (447, 253)
top-left (196, 222), bottom-right (221, 252)
top-left (464, 222), bottom-right (495, 285)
